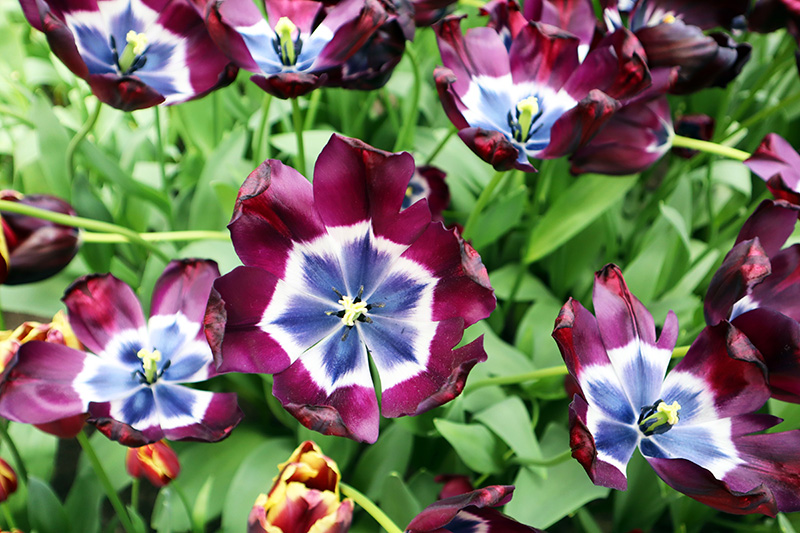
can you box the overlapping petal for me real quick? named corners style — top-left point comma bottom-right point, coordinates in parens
top-left (209, 134), bottom-right (495, 442)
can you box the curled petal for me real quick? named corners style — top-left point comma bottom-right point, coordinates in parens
top-left (704, 238), bottom-right (771, 325)
top-left (457, 128), bottom-right (533, 172)
top-left (406, 485), bottom-right (515, 532)
top-left (150, 259), bottom-right (220, 330)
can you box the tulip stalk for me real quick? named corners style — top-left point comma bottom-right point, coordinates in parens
top-left (154, 106), bottom-right (167, 186)
top-left (462, 170), bottom-right (508, 241)
top-left (80, 230), bottom-right (230, 243)
top-left (0, 423), bottom-right (26, 486)
top-left (394, 43), bottom-right (421, 153)
top-left (340, 482), bottom-right (403, 533)
top-left (66, 99), bottom-right (103, 182)
top-left (291, 98), bottom-right (307, 177)
top-left (671, 135), bottom-right (749, 161)
top-left (76, 430), bottom-right (136, 533)
top-left (254, 94), bottom-right (274, 165)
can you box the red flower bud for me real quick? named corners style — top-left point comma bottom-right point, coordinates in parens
top-left (0, 458), bottom-right (18, 503)
top-left (126, 440), bottom-right (180, 487)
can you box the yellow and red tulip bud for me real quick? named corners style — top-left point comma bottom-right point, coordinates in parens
top-left (247, 441), bottom-right (353, 533)
top-left (126, 440), bottom-right (180, 487)
top-left (0, 458), bottom-right (18, 503)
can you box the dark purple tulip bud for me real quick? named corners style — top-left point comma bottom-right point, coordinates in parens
top-left (0, 191), bottom-right (79, 285)
top-left (672, 114), bottom-right (715, 158)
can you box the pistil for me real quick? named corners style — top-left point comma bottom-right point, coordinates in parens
top-left (516, 96), bottom-right (540, 142)
top-left (118, 31), bottom-right (149, 73)
top-left (338, 296), bottom-right (369, 327)
top-left (638, 399), bottom-right (681, 436)
top-left (275, 17), bottom-right (299, 66)
top-left (137, 348), bottom-right (162, 384)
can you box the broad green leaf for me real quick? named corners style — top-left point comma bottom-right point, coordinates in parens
top-left (29, 96), bottom-right (71, 199)
top-left (488, 264), bottom-right (558, 303)
top-left (28, 476), bottom-right (70, 533)
top-left (5, 422), bottom-right (58, 482)
top-left (524, 174), bottom-right (638, 263)
top-left (433, 419), bottom-right (504, 474)
top-left (470, 184), bottom-right (526, 249)
top-left (270, 129), bottom-right (339, 177)
top-left (77, 431), bottom-right (131, 492)
top-left (379, 473), bottom-right (422, 530)
top-left (351, 423), bottom-right (414, 499)
top-left (613, 452), bottom-right (666, 532)
top-left (65, 471), bottom-right (103, 533)
top-left (475, 397), bottom-right (543, 465)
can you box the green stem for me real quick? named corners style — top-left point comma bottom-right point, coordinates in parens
top-left (1, 503), bottom-right (16, 531)
top-left (734, 90), bottom-right (800, 135)
top-left (81, 230), bottom-right (229, 243)
top-left (154, 106), bottom-right (167, 186)
top-left (424, 126), bottom-right (457, 165)
top-left (172, 480), bottom-right (203, 533)
top-left (66, 99), bottom-right (103, 181)
top-left (0, 423), bottom-right (26, 486)
top-left (706, 162), bottom-right (717, 242)
top-left (304, 89), bottom-right (322, 131)
top-left (130, 478), bottom-right (139, 514)
top-left (0, 199), bottom-right (169, 262)
top-left (340, 483), bottom-right (403, 533)
top-left (670, 135), bottom-right (749, 161)
top-left (393, 43), bottom-right (421, 153)
top-left (76, 430), bottom-right (135, 533)
top-left (254, 94), bottom-right (274, 165)
top-left (467, 345), bottom-right (692, 392)
top-left (513, 449), bottom-right (572, 467)
top-left (380, 89), bottom-right (400, 133)
top-left (462, 170), bottom-right (507, 241)
top-left (291, 98), bottom-right (307, 177)
top-left (0, 106), bottom-right (34, 128)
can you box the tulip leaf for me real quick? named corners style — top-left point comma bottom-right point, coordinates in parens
top-left (503, 423), bottom-right (609, 529)
top-left (433, 419), bottom-right (504, 474)
top-left (6, 422), bottom-right (58, 483)
top-left (379, 473), bottom-right (422, 530)
top-left (524, 174), bottom-right (638, 264)
top-left (220, 438), bottom-right (295, 533)
top-left (65, 471), bottom-right (104, 533)
top-left (27, 476), bottom-right (70, 533)
top-left (470, 182), bottom-right (526, 249)
top-left (351, 422), bottom-right (414, 499)
top-left (612, 452), bottom-right (666, 532)
top-left (474, 397), bottom-right (543, 465)
top-left (29, 96), bottom-right (71, 199)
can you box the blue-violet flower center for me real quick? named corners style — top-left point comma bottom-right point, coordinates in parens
top-left (638, 399), bottom-right (681, 436)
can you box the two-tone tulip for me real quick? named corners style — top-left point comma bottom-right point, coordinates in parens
top-left (0, 459), bottom-right (17, 504)
top-left (126, 440), bottom-right (180, 487)
top-left (248, 441), bottom-right (352, 533)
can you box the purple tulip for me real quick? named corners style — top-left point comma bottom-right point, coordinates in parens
top-left (0, 259), bottom-right (243, 446)
top-left (19, 0), bottom-right (238, 111)
top-left (205, 134), bottom-right (496, 443)
top-left (554, 264), bottom-right (800, 515)
top-left (744, 133), bottom-right (800, 205)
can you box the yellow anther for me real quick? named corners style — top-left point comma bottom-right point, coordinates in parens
top-left (126, 31), bottom-right (149, 55)
top-left (338, 296), bottom-right (368, 327)
top-left (516, 96), bottom-right (540, 141)
top-left (657, 400), bottom-right (681, 426)
top-left (275, 17), bottom-right (298, 65)
top-left (137, 348), bottom-right (162, 384)
top-left (661, 14), bottom-right (676, 24)
top-left (406, 186), bottom-right (414, 197)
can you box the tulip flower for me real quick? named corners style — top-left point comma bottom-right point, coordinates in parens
top-left (404, 166), bottom-right (449, 222)
top-left (0, 459), bottom-right (17, 503)
top-left (554, 264), bottom-right (800, 515)
top-left (406, 485), bottom-right (543, 533)
top-left (248, 441), bottom-right (352, 533)
top-left (126, 440), bottom-right (180, 487)
top-left (205, 134), bottom-right (495, 443)
top-left (0, 259), bottom-right (243, 446)
top-left (206, 0), bottom-right (388, 98)
top-left (0, 191), bottom-right (79, 286)
top-left (18, 0), bottom-right (238, 111)
top-left (744, 133), bottom-right (800, 205)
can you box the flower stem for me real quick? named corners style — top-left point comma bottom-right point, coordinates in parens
top-left (671, 135), bottom-right (749, 161)
top-left (340, 483), bottom-right (403, 533)
top-left (1, 503), bottom-right (16, 531)
top-left (467, 345), bottom-right (691, 392)
top-left (154, 106), bottom-right (167, 186)
top-left (513, 449), bottom-right (572, 467)
top-left (130, 478), bottom-right (139, 514)
top-left (254, 94), bottom-right (273, 165)
top-left (0, 199), bottom-right (169, 261)
top-left (291, 98), bottom-right (307, 177)
top-left (462, 170), bottom-right (507, 241)
top-left (0, 105), bottom-right (34, 128)
top-left (66, 99), bottom-right (103, 181)
top-left (735, 90), bottom-right (800, 135)
top-left (424, 126), bottom-right (457, 165)
top-left (0, 423), bottom-right (26, 486)
top-left (76, 430), bottom-right (135, 533)
top-left (81, 230), bottom-right (229, 243)
top-left (393, 42), bottom-right (421, 153)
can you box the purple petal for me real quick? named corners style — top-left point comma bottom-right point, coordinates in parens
top-left (406, 485), bottom-right (515, 532)
top-left (63, 273), bottom-right (147, 357)
top-left (456, 127), bottom-right (534, 172)
top-left (748, 244), bottom-right (800, 322)
top-left (150, 259), bottom-right (220, 331)
top-left (704, 238), bottom-right (771, 325)
top-left (537, 89), bottom-right (619, 159)
top-left (154, 384), bottom-right (242, 442)
top-left (745, 133), bottom-right (800, 201)
top-left (313, 0), bottom-right (388, 71)
top-left (0, 342), bottom-right (87, 424)
top-left (735, 200), bottom-right (799, 258)
top-left (508, 21), bottom-right (579, 90)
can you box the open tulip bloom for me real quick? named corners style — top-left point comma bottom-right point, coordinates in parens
top-left (19, 0), bottom-right (238, 111)
top-left (433, 13), bottom-right (651, 172)
top-left (0, 259), bottom-right (243, 446)
top-left (206, 0), bottom-right (388, 99)
top-left (553, 264), bottom-right (800, 515)
top-left (205, 134), bottom-right (496, 443)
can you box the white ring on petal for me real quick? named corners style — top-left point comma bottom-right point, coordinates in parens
top-left (606, 340), bottom-right (672, 412)
top-left (97, 327), bottom-right (149, 368)
top-left (148, 313), bottom-right (212, 383)
top-left (659, 370), bottom-right (720, 427)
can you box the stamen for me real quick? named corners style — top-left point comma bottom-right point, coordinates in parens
top-left (638, 399), bottom-right (681, 436)
top-left (338, 296), bottom-right (369, 327)
top-left (118, 31), bottom-right (149, 73)
top-left (516, 96), bottom-right (540, 142)
top-left (661, 14), bottom-right (676, 23)
top-left (275, 17), bottom-right (298, 66)
top-left (137, 348), bottom-right (162, 384)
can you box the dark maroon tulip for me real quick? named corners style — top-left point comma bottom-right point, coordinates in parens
top-left (0, 191), bottom-right (79, 285)
top-left (403, 166), bottom-right (450, 222)
top-left (18, 0), bottom-right (238, 111)
top-left (745, 133), bottom-right (800, 205)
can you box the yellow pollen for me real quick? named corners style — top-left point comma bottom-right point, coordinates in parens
top-left (137, 348), bottom-right (162, 383)
top-left (338, 296), bottom-right (368, 327)
top-left (657, 400), bottom-right (681, 426)
top-left (126, 31), bottom-right (149, 56)
top-left (661, 14), bottom-right (676, 24)
top-left (406, 186), bottom-right (414, 197)
top-left (516, 96), bottom-right (540, 141)
top-left (275, 17), bottom-right (298, 65)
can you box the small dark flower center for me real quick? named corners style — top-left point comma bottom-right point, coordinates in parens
top-left (134, 348), bottom-right (171, 385)
top-left (272, 17), bottom-right (303, 67)
top-left (325, 286), bottom-right (385, 341)
top-left (507, 96), bottom-right (543, 143)
top-left (638, 399), bottom-right (681, 436)
top-left (111, 31), bottom-right (149, 74)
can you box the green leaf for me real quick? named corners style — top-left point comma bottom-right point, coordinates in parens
top-left (350, 423), bottom-right (414, 499)
top-left (5, 423), bottom-right (58, 482)
top-left (270, 129), bottom-right (339, 177)
top-left (524, 174), bottom-right (638, 264)
top-left (379, 473), bottom-right (422, 530)
top-left (613, 452), bottom-right (666, 532)
top-left (433, 419), bottom-right (504, 474)
top-left (27, 476), bottom-right (70, 533)
top-left (29, 96), bottom-right (71, 199)
top-left (220, 438), bottom-right (295, 533)
top-left (470, 183), bottom-right (526, 249)
top-left (503, 424), bottom-right (609, 529)
top-left (474, 397), bottom-right (543, 464)
top-left (65, 471), bottom-right (103, 533)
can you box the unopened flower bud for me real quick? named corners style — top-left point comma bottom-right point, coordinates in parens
top-left (126, 440), bottom-right (180, 487)
top-left (0, 458), bottom-right (18, 503)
